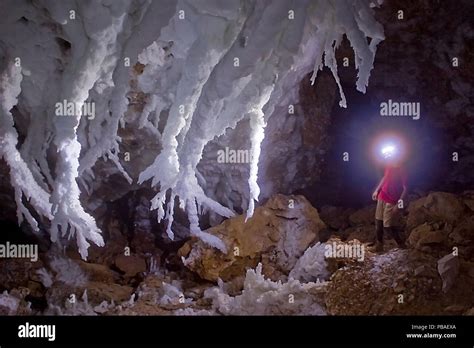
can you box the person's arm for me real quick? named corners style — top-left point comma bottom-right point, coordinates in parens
top-left (372, 175), bottom-right (385, 201)
top-left (398, 170), bottom-right (408, 207)
top-left (398, 184), bottom-right (407, 206)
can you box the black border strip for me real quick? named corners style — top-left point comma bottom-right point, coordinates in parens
top-left (0, 315), bottom-right (472, 346)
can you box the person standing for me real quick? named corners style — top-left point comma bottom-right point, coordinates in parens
top-left (372, 148), bottom-right (408, 252)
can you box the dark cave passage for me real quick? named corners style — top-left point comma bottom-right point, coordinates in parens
top-left (303, 85), bottom-right (455, 209)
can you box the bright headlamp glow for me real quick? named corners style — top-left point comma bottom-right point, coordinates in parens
top-left (371, 132), bottom-right (408, 165)
top-left (381, 144), bottom-right (397, 158)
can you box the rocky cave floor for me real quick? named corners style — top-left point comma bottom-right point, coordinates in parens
top-left (0, 191), bottom-right (473, 316)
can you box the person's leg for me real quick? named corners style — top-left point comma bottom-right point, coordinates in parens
top-left (390, 227), bottom-right (406, 248)
top-left (375, 219), bottom-right (384, 242)
top-left (375, 219), bottom-right (384, 251)
top-left (384, 203), bottom-right (406, 248)
top-left (374, 200), bottom-right (385, 251)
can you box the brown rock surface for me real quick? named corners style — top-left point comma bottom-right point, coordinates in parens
top-left (408, 223), bottom-right (446, 249)
top-left (114, 254), bottom-right (147, 277)
top-left (407, 192), bottom-right (466, 231)
top-left (325, 249), bottom-right (474, 315)
top-left (348, 205), bottom-right (376, 226)
top-left (345, 225), bottom-right (375, 243)
top-left (79, 261), bottom-right (119, 283)
top-left (450, 215), bottom-right (474, 245)
top-left (86, 282), bottom-right (134, 304)
top-left (180, 194), bottom-right (325, 282)
top-left (319, 206), bottom-right (353, 230)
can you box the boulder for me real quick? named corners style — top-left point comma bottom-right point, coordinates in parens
top-left (449, 215), bottom-right (474, 245)
top-left (424, 192), bottom-right (465, 222)
top-left (406, 198), bottom-right (430, 231)
top-left (413, 265), bottom-right (438, 278)
top-left (348, 205), bottom-right (376, 226)
top-left (461, 191), bottom-right (474, 211)
top-left (180, 194), bottom-right (325, 282)
top-left (131, 230), bottom-right (158, 255)
top-left (114, 255), bottom-right (147, 277)
top-left (345, 225), bottom-right (375, 243)
top-left (407, 192), bottom-right (465, 231)
top-left (437, 253), bottom-right (460, 293)
top-left (408, 223), bottom-right (446, 249)
top-left (319, 206), bottom-right (352, 230)
top-left (0, 258), bottom-right (44, 290)
top-left (465, 307), bottom-right (474, 316)
top-left (79, 261), bottom-right (119, 283)
top-left (86, 282), bottom-right (134, 304)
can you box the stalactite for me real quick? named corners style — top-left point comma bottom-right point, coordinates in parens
top-left (0, 0), bottom-right (384, 256)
